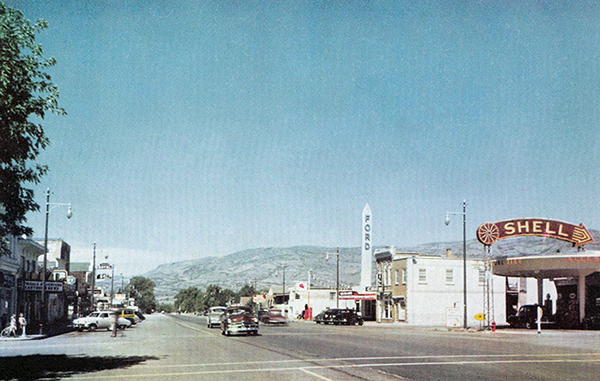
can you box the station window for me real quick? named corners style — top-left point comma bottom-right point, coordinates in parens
top-left (418, 269), bottom-right (427, 284)
top-left (445, 269), bottom-right (454, 285)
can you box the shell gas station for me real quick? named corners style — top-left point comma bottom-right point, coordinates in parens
top-left (478, 218), bottom-right (600, 328)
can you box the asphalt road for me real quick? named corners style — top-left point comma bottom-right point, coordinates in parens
top-left (1, 313), bottom-right (600, 380)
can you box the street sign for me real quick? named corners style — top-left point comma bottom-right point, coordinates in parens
top-left (474, 313), bottom-right (485, 321)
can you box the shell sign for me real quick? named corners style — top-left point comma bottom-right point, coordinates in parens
top-left (476, 218), bottom-right (594, 247)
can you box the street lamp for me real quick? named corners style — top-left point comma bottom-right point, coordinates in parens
top-left (445, 200), bottom-right (467, 329)
top-left (91, 243), bottom-right (96, 311)
top-left (275, 263), bottom-right (287, 305)
top-left (326, 247), bottom-right (340, 308)
top-left (282, 263), bottom-right (286, 305)
top-left (42, 188), bottom-right (72, 334)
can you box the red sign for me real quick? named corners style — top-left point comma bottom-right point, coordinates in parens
top-left (477, 218), bottom-right (594, 247)
top-left (339, 291), bottom-right (376, 300)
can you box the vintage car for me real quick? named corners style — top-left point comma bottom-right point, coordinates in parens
top-left (207, 306), bottom-right (227, 328)
top-left (119, 309), bottom-right (138, 325)
top-left (314, 308), bottom-right (364, 326)
top-left (507, 304), bottom-right (551, 329)
top-left (583, 314), bottom-right (600, 330)
top-left (257, 309), bottom-right (287, 325)
top-left (220, 306), bottom-right (259, 336)
top-left (73, 311), bottom-right (132, 332)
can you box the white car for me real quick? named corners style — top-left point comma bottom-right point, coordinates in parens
top-left (73, 311), bottom-right (132, 332)
top-left (207, 306), bottom-right (226, 328)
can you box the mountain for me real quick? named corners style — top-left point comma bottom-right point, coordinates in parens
top-left (145, 230), bottom-right (600, 302)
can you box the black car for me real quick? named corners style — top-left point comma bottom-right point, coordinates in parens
top-left (315, 308), bottom-right (364, 326)
top-left (582, 315), bottom-right (600, 330)
top-left (507, 304), bottom-right (549, 329)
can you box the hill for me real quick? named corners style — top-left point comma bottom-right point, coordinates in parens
top-left (145, 230), bottom-right (600, 301)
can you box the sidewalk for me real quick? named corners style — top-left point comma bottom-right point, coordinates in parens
top-left (0, 321), bottom-right (73, 341)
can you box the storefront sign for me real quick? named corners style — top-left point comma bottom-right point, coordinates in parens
top-left (477, 218), bottom-right (593, 246)
top-left (339, 291), bottom-right (376, 300)
top-left (24, 281), bottom-right (64, 292)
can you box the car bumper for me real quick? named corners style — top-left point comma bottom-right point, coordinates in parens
top-left (226, 323), bottom-right (258, 333)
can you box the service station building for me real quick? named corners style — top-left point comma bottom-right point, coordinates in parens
top-left (479, 218), bottom-right (600, 328)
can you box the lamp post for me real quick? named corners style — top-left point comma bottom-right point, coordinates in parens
top-left (282, 263), bottom-right (287, 305)
top-left (42, 188), bottom-right (72, 334)
top-left (91, 242), bottom-right (96, 311)
top-left (445, 200), bottom-right (467, 329)
top-left (326, 247), bottom-right (340, 308)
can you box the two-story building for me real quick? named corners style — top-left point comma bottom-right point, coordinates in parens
top-left (375, 247), bottom-right (507, 328)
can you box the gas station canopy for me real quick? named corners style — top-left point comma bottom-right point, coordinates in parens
top-left (493, 252), bottom-right (600, 279)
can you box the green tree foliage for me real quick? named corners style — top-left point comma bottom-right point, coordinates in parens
top-left (128, 276), bottom-right (157, 314)
top-left (237, 284), bottom-right (256, 298)
top-left (174, 284), bottom-right (260, 313)
top-left (204, 284), bottom-right (235, 308)
top-left (0, 2), bottom-right (65, 254)
top-left (174, 287), bottom-right (204, 313)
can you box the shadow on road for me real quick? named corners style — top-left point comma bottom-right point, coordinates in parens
top-left (0, 354), bottom-right (159, 380)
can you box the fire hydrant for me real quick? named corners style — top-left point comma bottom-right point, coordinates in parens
top-left (491, 321), bottom-right (496, 332)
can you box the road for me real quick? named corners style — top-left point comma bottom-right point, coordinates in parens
top-left (1, 313), bottom-right (600, 380)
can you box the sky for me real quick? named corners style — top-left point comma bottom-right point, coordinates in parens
top-left (5, 0), bottom-right (600, 276)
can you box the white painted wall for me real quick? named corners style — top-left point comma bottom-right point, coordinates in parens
top-left (405, 256), bottom-right (506, 327)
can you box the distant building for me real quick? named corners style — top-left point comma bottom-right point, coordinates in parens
top-left (69, 262), bottom-right (93, 315)
top-left (35, 238), bottom-right (71, 273)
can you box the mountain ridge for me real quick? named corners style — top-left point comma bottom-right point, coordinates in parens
top-left (146, 230), bottom-right (600, 301)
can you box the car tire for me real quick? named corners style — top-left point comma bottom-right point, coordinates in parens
top-left (525, 321), bottom-right (534, 330)
top-left (89, 324), bottom-right (97, 332)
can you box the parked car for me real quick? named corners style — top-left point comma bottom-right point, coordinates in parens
top-left (582, 314), bottom-right (600, 330)
top-left (73, 311), bottom-right (132, 332)
top-left (220, 306), bottom-right (259, 336)
top-left (258, 309), bottom-right (287, 325)
top-left (315, 308), bottom-right (364, 326)
top-left (207, 306), bottom-right (227, 328)
top-left (119, 309), bottom-right (138, 325)
top-left (134, 311), bottom-right (146, 322)
top-left (507, 304), bottom-right (550, 329)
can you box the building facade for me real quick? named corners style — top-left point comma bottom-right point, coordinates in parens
top-left (375, 247), bottom-right (507, 327)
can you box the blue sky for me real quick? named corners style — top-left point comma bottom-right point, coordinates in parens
top-left (6, 0), bottom-right (600, 275)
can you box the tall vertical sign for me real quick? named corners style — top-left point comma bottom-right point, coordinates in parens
top-left (361, 204), bottom-right (373, 290)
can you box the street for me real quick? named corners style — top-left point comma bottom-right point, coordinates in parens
top-left (2, 313), bottom-right (600, 380)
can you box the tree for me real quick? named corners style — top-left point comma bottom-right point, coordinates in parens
top-left (0, 2), bottom-right (65, 254)
top-left (128, 276), bottom-right (157, 314)
top-left (204, 284), bottom-right (235, 308)
top-left (174, 287), bottom-right (204, 313)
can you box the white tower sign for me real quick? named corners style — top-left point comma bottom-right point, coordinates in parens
top-left (361, 204), bottom-right (373, 290)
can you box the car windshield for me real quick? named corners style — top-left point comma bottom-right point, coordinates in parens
top-left (228, 308), bottom-right (250, 315)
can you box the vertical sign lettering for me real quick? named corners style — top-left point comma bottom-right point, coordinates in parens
top-left (361, 204), bottom-right (373, 290)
